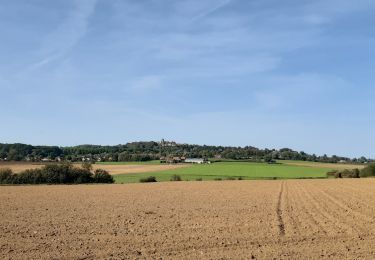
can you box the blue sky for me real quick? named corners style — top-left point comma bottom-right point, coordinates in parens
top-left (1, 0), bottom-right (374, 157)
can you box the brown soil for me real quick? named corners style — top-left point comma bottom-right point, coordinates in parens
top-left (0, 162), bottom-right (45, 173)
top-left (0, 162), bottom-right (189, 175)
top-left (1, 180), bottom-right (375, 259)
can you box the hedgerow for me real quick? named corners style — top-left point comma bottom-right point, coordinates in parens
top-left (0, 163), bottom-right (113, 184)
top-left (360, 163), bottom-right (375, 177)
top-left (327, 164), bottom-right (375, 179)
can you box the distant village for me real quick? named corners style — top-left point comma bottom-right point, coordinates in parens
top-left (158, 139), bottom-right (211, 164)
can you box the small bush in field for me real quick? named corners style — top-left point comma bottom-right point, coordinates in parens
top-left (214, 178), bottom-right (222, 181)
top-left (196, 178), bottom-right (203, 181)
top-left (360, 164), bottom-right (375, 177)
top-left (226, 176), bottom-right (236, 180)
top-left (140, 176), bottom-right (157, 183)
top-left (93, 169), bottom-right (114, 183)
top-left (170, 174), bottom-right (182, 181)
top-left (237, 177), bottom-right (243, 180)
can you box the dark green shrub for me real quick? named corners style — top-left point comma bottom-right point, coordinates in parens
top-left (336, 172), bottom-right (342, 178)
top-left (341, 169), bottom-right (353, 178)
top-left (343, 169), bottom-right (360, 178)
top-left (237, 177), bottom-right (243, 180)
top-left (196, 178), bottom-right (203, 181)
top-left (170, 174), bottom-right (182, 181)
top-left (214, 178), bottom-right (222, 181)
top-left (326, 171), bottom-right (338, 178)
top-left (71, 168), bottom-right (93, 184)
top-left (15, 169), bottom-right (44, 184)
top-left (352, 168), bottom-right (360, 178)
top-left (328, 169), bottom-right (361, 178)
top-left (93, 169), bottom-right (114, 183)
top-left (42, 164), bottom-right (75, 183)
top-left (0, 168), bottom-right (14, 184)
top-left (140, 176), bottom-right (157, 183)
top-left (360, 164), bottom-right (375, 177)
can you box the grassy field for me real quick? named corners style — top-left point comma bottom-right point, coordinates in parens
top-left (113, 162), bottom-right (329, 183)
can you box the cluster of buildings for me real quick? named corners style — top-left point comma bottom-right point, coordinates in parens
top-left (160, 157), bottom-right (209, 164)
top-left (159, 139), bottom-right (210, 164)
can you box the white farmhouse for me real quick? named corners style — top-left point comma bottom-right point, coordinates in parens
top-left (185, 158), bottom-right (206, 164)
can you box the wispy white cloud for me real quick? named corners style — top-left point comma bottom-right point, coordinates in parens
top-left (106, 0), bottom-right (328, 89)
top-left (1, 0), bottom-right (375, 157)
top-left (305, 0), bottom-right (375, 16)
top-left (190, 0), bottom-right (232, 22)
top-left (29, 0), bottom-right (97, 70)
top-left (28, 53), bottom-right (63, 71)
top-left (300, 0), bottom-right (375, 27)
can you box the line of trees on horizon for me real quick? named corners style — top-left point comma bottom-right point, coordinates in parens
top-left (0, 142), bottom-right (372, 164)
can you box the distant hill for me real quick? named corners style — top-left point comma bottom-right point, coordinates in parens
top-left (0, 141), bottom-right (371, 164)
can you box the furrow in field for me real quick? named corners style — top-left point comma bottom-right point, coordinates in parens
top-left (280, 181), bottom-right (305, 237)
top-left (323, 181), bottom-right (375, 214)
top-left (295, 181), bottom-right (356, 236)
top-left (167, 233), bottom-right (375, 259)
top-left (276, 181), bottom-right (286, 237)
top-left (308, 182), bottom-right (375, 235)
top-left (326, 180), bottom-right (375, 213)
top-left (300, 181), bottom-right (365, 236)
top-left (288, 181), bottom-right (330, 237)
top-left (340, 179), bottom-right (375, 194)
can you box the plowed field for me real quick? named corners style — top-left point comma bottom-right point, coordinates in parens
top-left (1, 179), bottom-right (375, 259)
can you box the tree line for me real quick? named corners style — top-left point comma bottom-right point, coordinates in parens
top-left (0, 142), bottom-right (372, 164)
